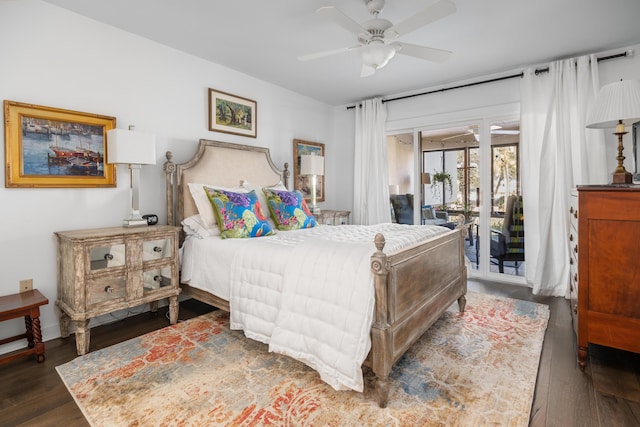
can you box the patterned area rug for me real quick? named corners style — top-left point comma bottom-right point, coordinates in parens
top-left (56, 292), bottom-right (549, 426)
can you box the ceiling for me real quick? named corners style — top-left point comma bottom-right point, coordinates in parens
top-left (43, 0), bottom-right (640, 106)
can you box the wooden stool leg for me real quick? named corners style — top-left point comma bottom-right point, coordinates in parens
top-left (24, 315), bottom-right (35, 348)
top-left (31, 316), bottom-right (45, 363)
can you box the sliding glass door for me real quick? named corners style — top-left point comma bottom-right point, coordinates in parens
top-left (418, 119), bottom-right (522, 280)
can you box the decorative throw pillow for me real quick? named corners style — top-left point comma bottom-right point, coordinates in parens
top-left (240, 180), bottom-right (288, 220)
top-left (203, 187), bottom-right (275, 239)
top-left (262, 188), bottom-right (317, 230)
top-left (188, 182), bottom-right (247, 229)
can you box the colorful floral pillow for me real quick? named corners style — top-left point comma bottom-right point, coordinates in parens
top-left (262, 189), bottom-right (317, 230)
top-left (203, 187), bottom-right (275, 239)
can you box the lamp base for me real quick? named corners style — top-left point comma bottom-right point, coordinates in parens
top-left (611, 170), bottom-right (633, 184)
top-left (123, 218), bottom-right (148, 227)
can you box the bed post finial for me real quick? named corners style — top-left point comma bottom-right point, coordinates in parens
top-left (164, 151), bottom-right (177, 226)
top-left (283, 162), bottom-right (290, 189)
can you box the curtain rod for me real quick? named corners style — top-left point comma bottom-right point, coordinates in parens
top-left (345, 50), bottom-right (631, 110)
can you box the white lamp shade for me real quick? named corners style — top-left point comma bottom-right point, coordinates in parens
top-left (586, 79), bottom-right (640, 129)
top-left (106, 128), bottom-right (156, 165)
top-left (300, 154), bottom-right (324, 176)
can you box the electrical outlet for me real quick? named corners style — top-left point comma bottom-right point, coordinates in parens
top-left (19, 279), bottom-right (33, 292)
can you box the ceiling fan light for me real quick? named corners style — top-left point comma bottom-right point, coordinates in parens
top-left (361, 42), bottom-right (396, 70)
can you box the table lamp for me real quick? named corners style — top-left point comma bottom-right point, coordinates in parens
top-left (586, 79), bottom-right (640, 184)
top-left (106, 126), bottom-right (156, 227)
top-left (300, 154), bottom-right (324, 214)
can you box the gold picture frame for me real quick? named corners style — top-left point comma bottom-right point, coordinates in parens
top-left (293, 139), bottom-right (325, 202)
top-left (208, 88), bottom-right (257, 138)
top-left (4, 101), bottom-right (116, 188)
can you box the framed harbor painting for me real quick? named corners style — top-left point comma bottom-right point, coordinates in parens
top-left (208, 88), bottom-right (257, 138)
top-left (4, 101), bottom-right (116, 188)
top-left (293, 139), bottom-right (324, 202)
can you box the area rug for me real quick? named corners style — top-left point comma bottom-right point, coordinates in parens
top-left (56, 292), bottom-right (549, 426)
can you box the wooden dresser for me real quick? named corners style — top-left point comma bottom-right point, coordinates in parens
top-left (574, 185), bottom-right (640, 368)
top-left (55, 225), bottom-right (181, 355)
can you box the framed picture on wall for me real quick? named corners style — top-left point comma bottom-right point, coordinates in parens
top-left (4, 100), bottom-right (117, 188)
top-left (293, 139), bottom-right (325, 202)
top-left (208, 88), bottom-right (257, 138)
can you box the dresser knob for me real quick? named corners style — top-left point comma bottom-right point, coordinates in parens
top-left (574, 273), bottom-right (578, 282)
top-left (574, 245), bottom-right (578, 253)
top-left (569, 234), bottom-right (574, 241)
top-left (574, 211), bottom-right (578, 219)
top-left (570, 258), bottom-right (574, 265)
top-left (570, 206), bottom-right (574, 214)
top-left (153, 246), bottom-right (162, 253)
top-left (104, 253), bottom-right (114, 261)
top-left (104, 286), bottom-right (113, 293)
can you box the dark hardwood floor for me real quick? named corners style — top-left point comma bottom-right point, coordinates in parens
top-left (1, 280), bottom-right (638, 427)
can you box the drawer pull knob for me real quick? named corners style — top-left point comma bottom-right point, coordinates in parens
top-left (104, 285), bottom-right (114, 293)
top-left (569, 234), bottom-right (574, 241)
top-left (153, 246), bottom-right (163, 253)
top-left (104, 253), bottom-right (114, 261)
top-left (570, 258), bottom-right (574, 265)
top-left (574, 273), bottom-right (578, 282)
top-left (574, 245), bottom-right (578, 253)
top-left (154, 275), bottom-right (162, 283)
top-left (574, 211), bottom-right (578, 219)
top-left (570, 206), bottom-right (574, 214)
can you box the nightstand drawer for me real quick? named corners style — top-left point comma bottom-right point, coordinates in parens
top-left (89, 243), bottom-right (126, 270)
top-left (143, 266), bottom-right (172, 292)
top-left (143, 238), bottom-right (172, 261)
top-left (87, 276), bottom-right (126, 307)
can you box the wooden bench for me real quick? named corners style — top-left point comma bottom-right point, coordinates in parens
top-left (0, 289), bottom-right (49, 364)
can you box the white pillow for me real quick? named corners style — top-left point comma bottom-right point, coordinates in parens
top-left (241, 180), bottom-right (288, 220)
top-left (187, 183), bottom-right (246, 229)
top-left (182, 214), bottom-right (220, 239)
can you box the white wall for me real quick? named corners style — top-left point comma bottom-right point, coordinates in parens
top-left (0, 0), bottom-right (344, 353)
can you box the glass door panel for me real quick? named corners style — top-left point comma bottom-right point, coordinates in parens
top-left (489, 120), bottom-right (523, 277)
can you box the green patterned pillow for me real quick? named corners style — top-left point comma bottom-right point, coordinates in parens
top-left (262, 188), bottom-right (317, 230)
top-left (203, 187), bottom-right (275, 239)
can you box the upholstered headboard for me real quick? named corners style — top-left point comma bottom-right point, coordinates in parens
top-left (164, 139), bottom-right (289, 226)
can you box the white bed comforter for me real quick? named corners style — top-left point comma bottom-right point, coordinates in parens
top-left (227, 223), bottom-right (447, 392)
top-left (182, 223), bottom-right (449, 392)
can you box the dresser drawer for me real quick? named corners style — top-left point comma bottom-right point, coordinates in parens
top-left (142, 238), bottom-right (173, 261)
top-left (142, 266), bottom-right (173, 292)
top-left (89, 242), bottom-right (126, 270)
top-left (86, 276), bottom-right (126, 307)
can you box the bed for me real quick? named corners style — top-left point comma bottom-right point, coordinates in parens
top-left (164, 139), bottom-right (467, 407)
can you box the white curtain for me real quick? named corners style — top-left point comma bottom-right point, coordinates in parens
top-left (353, 98), bottom-right (392, 225)
top-left (521, 55), bottom-right (606, 297)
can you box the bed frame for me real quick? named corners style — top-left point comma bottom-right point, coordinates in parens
top-left (164, 139), bottom-right (467, 407)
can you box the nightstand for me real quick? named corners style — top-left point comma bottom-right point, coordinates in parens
top-left (315, 210), bottom-right (350, 225)
top-left (55, 225), bottom-right (181, 355)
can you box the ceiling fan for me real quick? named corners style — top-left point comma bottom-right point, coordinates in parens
top-left (441, 126), bottom-right (521, 142)
top-left (298, 0), bottom-right (456, 77)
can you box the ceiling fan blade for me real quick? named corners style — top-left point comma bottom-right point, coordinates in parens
top-left (316, 6), bottom-right (367, 36)
top-left (385, 0), bottom-right (456, 38)
top-left (298, 45), bottom-right (360, 62)
top-left (442, 130), bottom-right (473, 141)
top-left (393, 42), bottom-right (452, 63)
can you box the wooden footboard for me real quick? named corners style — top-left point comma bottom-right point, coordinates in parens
top-left (368, 225), bottom-right (467, 407)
